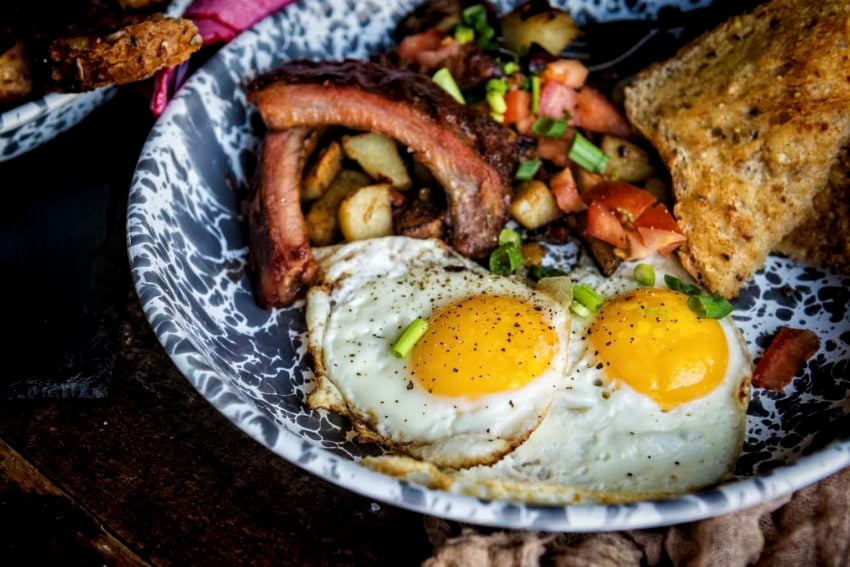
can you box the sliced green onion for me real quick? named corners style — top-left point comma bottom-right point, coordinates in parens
top-left (502, 61), bottom-right (520, 75)
top-left (498, 228), bottom-right (522, 247)
top-left (664, 274), bottom-right (702, 296)
top-left (491, 113), bottom-right (505, 123)
top-left (462, 4), bottom-right (487, 27)
top-left (532, 117), bottom-right (568, 138)
top-left (514, 159), bottom-right (541, 181)
top-left (391, 318), bottom-right (429, 357)
top-left (569, 132), bottom-right (609, 173)
top-left (454, 25), bottom-right (474, 44)
top-left (486, 91), bottom-right (507, 114)
top-left (687, 294), bottom-right (735, 319)
top-left (572, 283), bottom-right (605, 312)
top-left (489, 243), bottom-right (524, 275)
top-left (529, 265), bottom-right (569, 281)
top-left (531, 75), bottom-right (541, 115)
top-left (486, 78), bottom-right (508, 95)
top-left (570, 301), bottom-right (592, 318)
top-left (537, 276), bottom-right (573, 306)
top-left (634, 263), bottom-right (656, 287)
top-left (476, 24), bottom-right (496, 49)
top-left (432, 68), bottom-right (465, 104)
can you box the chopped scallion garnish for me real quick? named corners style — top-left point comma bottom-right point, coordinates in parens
top-left (432, 68), bottom-right (466, 104)
top-left (491, 113), bottom-right (505, 123)
top-left (486, 91), bottom-right (507, 114)
top-left (391, 318), bottom-right (429, 358)
top-left (461, 4), bottom-right (496, 50)
top-left (454, 25), bottom-right (474, 44)
top-left (486, 78), bottom-right (508, 95)
top-left (570, 301), bottom-right (592, 318)
top-left (634, 263), bottom-right (656, 287)
top-left (532, 117), bottom-right (568, 138)
top-left (489, 243), bottom-right (524, 275)
top-left (514, 159), bottom-right (541, 181)
top-left (664, 274), bottom-right (702, 296)
top-left (572, 283), bottom-right (605, 312)
top-left (498, 228), bottom-right (522, 247)
top-left (531, 75), bottom-right (540, 115)
top-left (568, 132), bottom-right (609, 173)
top-left (502, 61), bottom-right (520, 75)
top-left (664, 275), bottom-right (735, 319)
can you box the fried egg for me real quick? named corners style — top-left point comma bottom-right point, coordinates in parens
top-left (305, 237), bottom-right (571, 468)
top-left (364, 253), bottom-right (751, 503)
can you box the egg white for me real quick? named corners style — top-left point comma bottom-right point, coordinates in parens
top-left (364, 253), bottom-right (751, 503)
top-left (306, 237), bottom-right (571, 468)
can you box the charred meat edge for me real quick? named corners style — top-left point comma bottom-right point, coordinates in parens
top-left (244, 128), bottom-right (319, 308)
top-left (249, 59), bottom-right (517, 259)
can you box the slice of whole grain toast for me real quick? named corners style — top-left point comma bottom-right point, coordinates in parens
top-left (624, 0), bottom-right (850, 297)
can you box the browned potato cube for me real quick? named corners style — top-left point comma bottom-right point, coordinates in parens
top-left (302, 141), bottom-right (343, 201)
top-left (601, 135), bottom-right (655, 183)
top-left (342, 133), bottom-right (412, 190)
top-left (510, 180), bottom-right (562, 230)
top-left (501, 7), bottom-right (579, 56)
top-left (306, 169), bottom-right (370, 246)
top-left (338, 184), bottom-right (394, 242)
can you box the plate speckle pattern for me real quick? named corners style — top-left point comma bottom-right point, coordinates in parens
top-left (128, 0), bottom-right (850, 530)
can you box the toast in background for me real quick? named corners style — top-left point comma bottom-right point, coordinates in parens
top-left (624, 0), bottom-right (850, 297)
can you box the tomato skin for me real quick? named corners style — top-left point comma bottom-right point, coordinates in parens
top-left (584, 201), bottom-right (628, 249)
top-left (536, 137), bottom-right (571, 166)
top-left (753, 327), bottom-right (820, 392)
top-left (586, 182), bottom-right (656, 225)
top-left (573, 87), bottom-right (631, 137)
top-left (633, 202), bottom-right (685, 255)
top-left (504, 89), bottom-right (532, 125)
top-left (634, 202), bottom-right (682, 232)
top-left (543, 59), bottom-right (589, 89)
top-left (538, 80), bottom-right (578, 120)
top-left (550, 168), bottom-right (584, 212)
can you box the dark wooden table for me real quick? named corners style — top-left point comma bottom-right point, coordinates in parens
top-left (0, 92), bottom-right (431, 566)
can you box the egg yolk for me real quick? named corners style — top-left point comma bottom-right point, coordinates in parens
top-left (410, 295), bottom-right (559, 398)
top-left (589, 288), bottom-right (728, 410)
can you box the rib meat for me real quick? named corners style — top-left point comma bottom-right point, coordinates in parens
top-left (249, 60), bottom-right (517, 259)
top-left (244, 128), bottom-right (318, 308)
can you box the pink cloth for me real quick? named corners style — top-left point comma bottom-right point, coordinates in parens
top-left (151, 0), bottom-right (297, 115)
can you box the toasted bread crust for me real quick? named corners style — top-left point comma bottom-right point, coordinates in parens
top-left (47, 14), bottom-right (200, 92)
top-left (625, 0), bottom-right (850, 296)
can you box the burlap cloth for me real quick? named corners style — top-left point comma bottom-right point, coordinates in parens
top-left (423, 466), bottom-right (850, 566)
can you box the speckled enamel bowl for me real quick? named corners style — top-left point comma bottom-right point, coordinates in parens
top-left (127, 0), bottom-right (850, 530)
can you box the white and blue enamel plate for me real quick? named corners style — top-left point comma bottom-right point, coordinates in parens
top-left (127, 0), bottom-right (850, 530)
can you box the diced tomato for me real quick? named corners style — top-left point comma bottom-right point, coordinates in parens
top-left (584, 201), bottom-right (627, 250)
top-left (586, 182), bottom-right (656, 226)
top-left (536, 137), bottom-right (571, 167)
top-left (538, 81), bottom-right (578, 120)
top-left (550, 168), bottom-right (584, 213)
top-left (633, 202), bottom-right (685, 255)
top-left (623, 230), bottom-right (652, 261)
top-left (543, 59), bottom-right (589, 89)
top-left (573, 87), bottom-right (631, 137)
top-left (753, 327), bottom-right (820, 392)
top-left (397, 29), bottom-right (446, 63)
top-left (571, 165), bottom-right (603, 197)
top-left (504, 89), bottom-right (532, 125)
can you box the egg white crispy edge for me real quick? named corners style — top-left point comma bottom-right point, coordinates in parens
top-left (304, 238), bottom-right (567, 469)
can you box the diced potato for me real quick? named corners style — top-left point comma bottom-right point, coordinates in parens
top-left (601, 135), bottom-right (655, 183)
top-left (338, 184), bottom-right (394, 242)
top-left (341, 133), bottom-right (412, 190)
top-left (501, 5), bottom-right (579, 56)
top-left (306, 169), bottom-right (371, 246)
top-left (302, 141), bottom-right (343, 201)
top-left (510, 180), bottom-right (562, 230)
